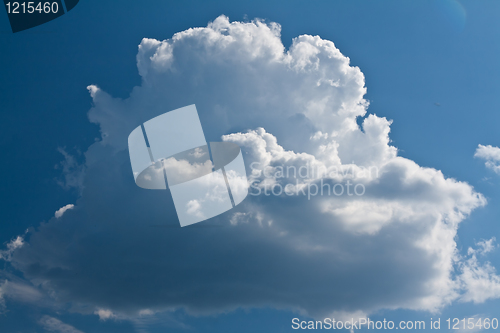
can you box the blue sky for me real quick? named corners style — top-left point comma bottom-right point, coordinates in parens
top-left (1, 0), bottom-right (500, 332)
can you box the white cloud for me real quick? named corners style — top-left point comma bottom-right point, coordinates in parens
top-left (39, 315), bottom-right (85, 333)
top-left (163, 157), bottom-right (213, 184)
top-left (4, 15), bottom-right (495, 324)
top-left (138, 309), bottom-right (155, 316)
top-left (55, 204), bottom-right (75, 218)
top-left (459, 238), bottom-right (500, 304)
top-left (190, 147), bottom-right (206, 158)
top-left (94, 308), bottom-right (116, 321)
top-left (0, 279), bottom-right (43, 304)
top-left (0, 236), bottom-right (24, 261)
top-left (186, 200), bottom-right (205, 219)
top-left (475, 144), bottom-right (500, 175)
top-left (0, 266), bottom-right (45, 313)
top-left (468, 237), bottom-right (497, 256)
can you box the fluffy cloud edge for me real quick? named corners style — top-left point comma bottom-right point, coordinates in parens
top-left (475, 144), bottom-right (500, 175)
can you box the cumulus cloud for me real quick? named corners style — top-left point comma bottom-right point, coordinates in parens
top-left (0, 236), bottom-right (24, 261)
top-left (94, 308), bottom-right (116, 321)
top-left (468, 237), bottom-right (497, 256)
top-left (458, 238), bottom-right (500, 303)
top-left (475, 144), bottom-right (500, 175)
top-left (163, 157), bottom-right (213, 184)
top-left (3, 15), bottom-right (494, 324)
top-left (55, 204), bottom-right (75, 218)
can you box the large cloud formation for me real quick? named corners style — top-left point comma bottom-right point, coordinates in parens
top-left (4, 15), bottom-right (498, 322)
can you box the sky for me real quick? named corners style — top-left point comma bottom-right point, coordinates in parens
top-left (1, 0), bottom-right (500, 332)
